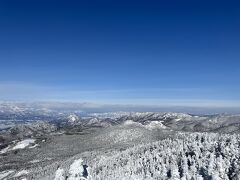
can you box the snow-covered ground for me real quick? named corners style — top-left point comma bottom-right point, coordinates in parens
top-left (68, 159), bottom-right (85, 180)
top-left (123, 120), bottom-right (142, 126)
top-left (2, 110), bottom-right (240, 180)
top-left (12, 139), bottom-right (36, 150)
top-left (29, 143), bottom-right (39, 149)
top-left (145, 121), bottom-right (167, 130)
top-left (13, 170), bottom-right (29, 177)
top-left (124, 120), bottom-right (168, 130)
top-left (0, 146), bottom-right (11, 154)
top-left (0, 170), bottom-right (14, 179)
top-left (54, 158), bottom-right (87, 180)
top-left (67, 114), bottom-right (79, 123)
top-left (0, 139), bottom-right (36, 154)
top-left (54, 168), bottom-right (65, 180)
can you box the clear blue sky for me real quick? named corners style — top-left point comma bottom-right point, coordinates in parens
top-left (0, 0), bottom-right (240, 107)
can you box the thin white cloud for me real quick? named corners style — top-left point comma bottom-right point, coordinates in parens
top-left (0, 82), bottom-right (240, 108)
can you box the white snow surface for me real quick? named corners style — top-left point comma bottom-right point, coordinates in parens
top-left (123, 120), bottom-right (142, 126)
top-left (162, 112), bottom-right (192, 119)
top-left (108, 129), bottom-right (143, 143)
top-left (87, 118), bottom-right (100, 125)
top-left (13, 170), bottom-right (29, 177)
top-left (68, 159), bottom-right (85, 180)
top-left (54, 159), bottom-right (87, 180)
top-left (145, 121), bottom-right (167, 130)
top-left (0, 146), bottom-right (10, 154)
top-left (29, 144), bottom-right (39, 149)
top-left (0, 170), bottom-right (14, 179)
top-left (68, 114), bottom-right (79, 123)
top-left (12, 139), bottom-right (35, 150)
top-left (29, 159), bottom-right (41, 163)
top-left (124, 120), bottom-right (167, 130)
top-left (54, 168), bottom-right (65, 180)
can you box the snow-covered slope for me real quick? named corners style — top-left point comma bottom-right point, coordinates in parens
top-left (12, 139), bottom-right (36, 150)
top-left (145, 121), bottom-right (167, 130)
top-left (67, 114), bottom-right (80, 124)
top-left (46, 132), bottom-right (240, 180)
top-left (8, 121), bottom-right (57, 138)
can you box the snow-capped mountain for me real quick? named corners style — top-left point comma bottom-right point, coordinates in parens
top-left (67, 114), bottom-right (80, 124)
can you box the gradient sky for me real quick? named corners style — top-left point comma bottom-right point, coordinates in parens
top-left (0, 0), bottom-right (240, 107)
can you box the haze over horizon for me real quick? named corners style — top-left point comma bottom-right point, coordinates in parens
top-left (1, 0), bottom-right (240, 108)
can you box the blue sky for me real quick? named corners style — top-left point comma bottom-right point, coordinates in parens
top-left (0, 0), bottom-right (240, 107)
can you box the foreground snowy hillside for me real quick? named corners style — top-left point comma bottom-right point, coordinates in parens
top-left (48, 132), bottom-right (240, 180)
top-left (89, 132), bottom-right (240, 180)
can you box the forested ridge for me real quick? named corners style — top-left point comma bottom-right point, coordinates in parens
top-left (89, 133), bottom-right (240, 180)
